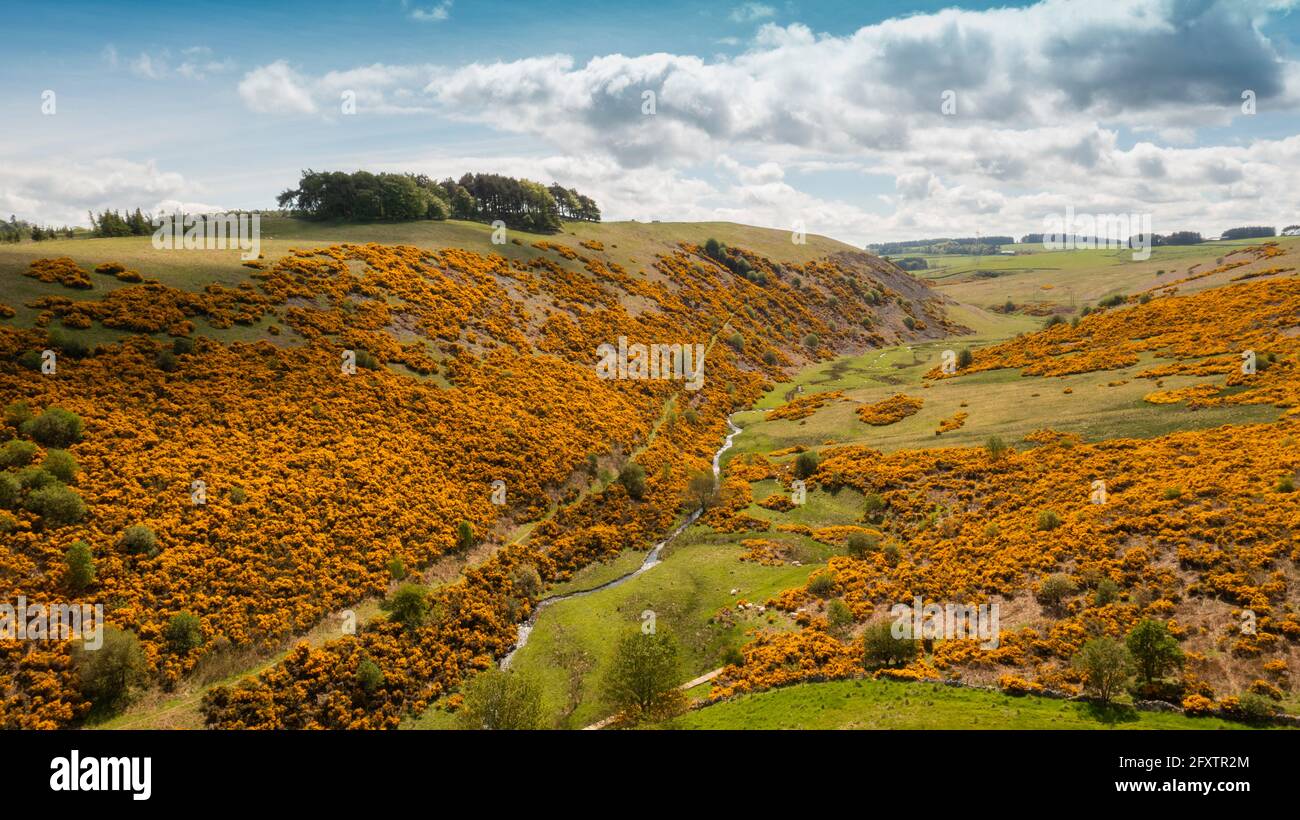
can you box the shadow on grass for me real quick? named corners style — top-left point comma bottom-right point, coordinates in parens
top-left (1077, 700), bottom-right (1142, 725)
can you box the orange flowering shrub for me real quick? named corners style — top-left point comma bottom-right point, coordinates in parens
top-left (708, 628), bottom-right (859, 700)
top-left (856, 394), bottom-right (923, 425)
top-left (739, 538), bottom-right (787, 566)
top-left (729, 402), bottom-right (1300, 700)
top-left (768, 390), bottom-right (842, 421)
top-left (997, 673), bottom-right (1044, 695)
top-left (26, 258), bottom-right (93, 290)
top-left (939, 277), bottom-right (1300, 409)
top-left (935, 410), bottom-right (967, 434)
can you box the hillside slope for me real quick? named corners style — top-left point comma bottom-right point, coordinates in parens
top-left (0, 219), bottom-right (957, 728)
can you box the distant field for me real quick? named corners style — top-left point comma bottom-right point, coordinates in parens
top-left (906, 236), bottom-right (1300, 312)
top-left (729, 340), bottom-right (1278, 461)
top-left (664, 678), bottom-right (1253, 730)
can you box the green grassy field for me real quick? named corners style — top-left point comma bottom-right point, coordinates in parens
top-left (729, 343), bottom-right (1278, 462)
top-left (908, 236), bottom-right (1300, 311)
top-left (408, 528), bottom-right (817, 729)
top-left (663, 678), bottom-right (1253, 730)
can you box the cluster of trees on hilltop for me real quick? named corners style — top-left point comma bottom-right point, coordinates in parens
top-left (1021, 231), bottom-right (1204, 247)
top-left (2, 215), bottom-right (76, 243)
top-left (1220, 226), bottom-right (1275, 240)
top-left (868, 237), bottom-right (1013, 256)
top-left (276, 170), bottom-right (600, 234)
top-left (88, 208), bottom-right (153, 238)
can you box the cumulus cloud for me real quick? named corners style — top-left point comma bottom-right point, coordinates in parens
top-left (0, 159), bottom-right (202, 227)
top-left (223, 0), bottom-right (1300, 242)
top-left (238, 61), bottom-right (319, 114)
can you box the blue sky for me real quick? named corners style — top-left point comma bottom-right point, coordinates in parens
top-left (4, 0), bottom-right (1300, 243)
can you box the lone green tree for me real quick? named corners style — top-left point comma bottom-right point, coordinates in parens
top-left (1126, 619), bottom-right (1183, 685)
top-left (383, 584), bottom-right (429, 631)
top-left (685, 470), bottom-right (716, 511)
top-left (602, 629), bottom-right (685, 722)
top-left (1072, 636), bottom-right (1133, 704)
top-left (164, 612), bottom-right (204, 653)
top-left (456, 668), bottom-right (544, 730)
top-left (73, 627), bottom-right (149, 715)
top-left (618, 463), bottom-right (646, 501)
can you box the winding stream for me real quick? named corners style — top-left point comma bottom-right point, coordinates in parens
top-left (500, 414), bottom-right (744, 668)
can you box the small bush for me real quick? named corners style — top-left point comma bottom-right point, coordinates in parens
top-left (229, 486), bottom-right (247, 505)
top-left (793, 450), bottom-right (819, 480)
top-left (119, 524), bottom-right (159, 557)
top-left (172, 337), bottom-right (195, 355)
top-left (456, 520), bottom-right (475, 550)
top-left (1276, 476), bottom-right (1296, 493)
top-left (48, 330), bottom-right (91, 359)
top-left (726, 332), bottom-right (744, 351)
top-left (63, 540), bottom-right (95, 590)
top-left (862, 492), bottom-right (886, 523)
top-left (41, 449), bottom-right (78, 484)
top-left (826, 598), bottom-right (853, 634)
top-left (761, 350), bottom-right (778, 366)
top-left (3, 400), bottom-right (33, 429)
top-left (18, 466), bottom-right (56, 492)
top-left (355, 349), bottom-right (380, 370)
top-left (862, 620), bottom-right (916, 669)
top-left (382, 584), bottom-right (429, 631)
top-left (457, 667), bottom-right (543, 729)
top-left (356, 659), bottom-right (385, 694)
top-left (156, 350), bottom-right (179, 372)
top-left (21, 407), bottom-right (83, 448)
top-left (0, 473), bottom-right (19, 509)
top-left (846, 531), bottom-right (880, 558)
top-left (0, 439), bottom-right (39, 468)
top-left (802, 333), bottom-right (820, 350)
top-left (807, 570), bottom-right (835, 598)
top-left (510, 564), bottom-right (543, 599)
top-left (1093, 577), bottom-right (1120, 606)
top-left (386, 556), bottom-right (406, 580)
top-left (164, 612), bottom-right (204, 653)
top-left (24, 484), bottom-right (86, 527)
top-left (1234, 692), bottom-right (1278, 724)
top-left (1037, 509), bottom-right (1062, 531)
top-left (1037, 573), bottom-right (1077, 612)
top-left (957, 348), bottom-right (974, 368)
top-left (984, 435), bottom-right (1010, 461)
top-left (618, 463), bottom-right (647, 500)
top-left (72, 627), bottom-right (148, 715)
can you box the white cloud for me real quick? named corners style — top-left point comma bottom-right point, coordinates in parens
top-left (219, 0), bottom-right (1300, 242)
top-left (729, 3), bottom-right (775, 23)
top-left (410, 1), bottom-right (452, 22)
top-left (238, 61), bottom-right (318, 114)
top-left (0, 159), bottom-right (201, 227)
top-left (115, 46), bottom-right (235, 80)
